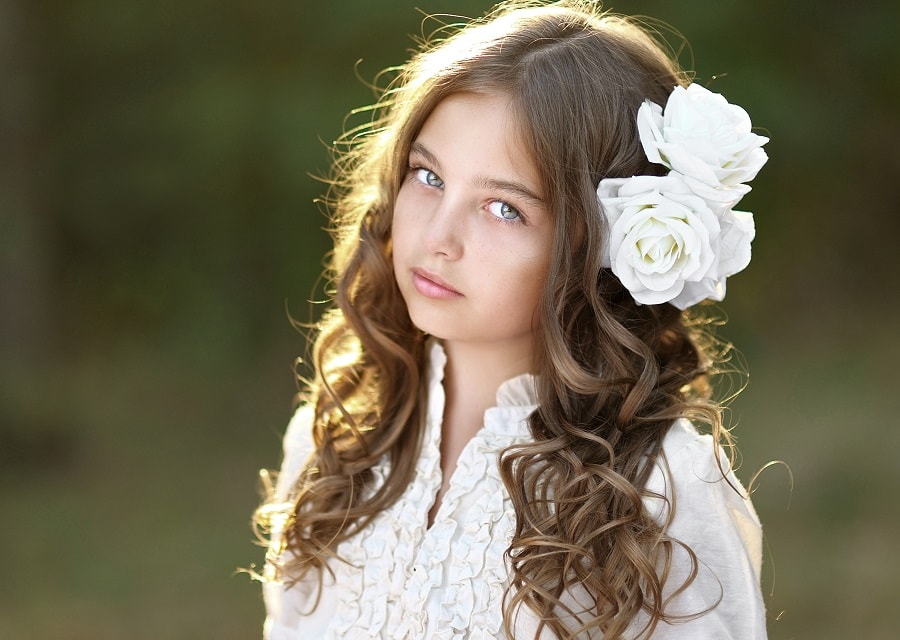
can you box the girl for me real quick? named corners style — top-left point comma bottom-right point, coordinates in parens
top-left (254, 1), bottom-right (769, 638)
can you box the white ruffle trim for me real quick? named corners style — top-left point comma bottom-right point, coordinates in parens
top-left (322, 341), bottom-right (537, 639)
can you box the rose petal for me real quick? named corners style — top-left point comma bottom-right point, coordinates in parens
top-left (715, 210), bottom-right (755, 277)
top-left (637, 100), bottom-right (665, 166)
top-left (671, 277), bottom-right (726, 309)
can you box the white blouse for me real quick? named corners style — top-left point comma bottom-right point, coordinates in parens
top-left (262, 343), bottom-right (767, 639)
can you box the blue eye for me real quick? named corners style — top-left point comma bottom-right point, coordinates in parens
top-left (414, 168), bottom-right (444, 188)
top-left (487, 200), bottom-right (522, 222)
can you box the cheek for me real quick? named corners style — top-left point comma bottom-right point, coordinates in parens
top-left (494, 254), bottom-right (549, 316)
top-left (523, 252), bottom-right (552, 312)
top-left (391, 188), bottom-right (416, 256)
top-left (524, 274), bottom-right (547, 315)
top-left (390, 202), bottom-right (408, 261)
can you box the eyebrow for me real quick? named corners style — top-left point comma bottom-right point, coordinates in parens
top-left (409, 142), bottom-right (442, 173)
top-left (478, 177), bottom-right (545, 207)
top-left (409, 141), bottom-right (545, 206)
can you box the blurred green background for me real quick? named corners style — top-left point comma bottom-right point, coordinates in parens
top-left (1, 0), bottom-right (898, 638)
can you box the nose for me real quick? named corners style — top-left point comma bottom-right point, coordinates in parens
top-left (422, 195), bottom-right (464, 260)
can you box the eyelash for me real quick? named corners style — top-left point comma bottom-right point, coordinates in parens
top-left (408, 164), bottom-right (526, 225)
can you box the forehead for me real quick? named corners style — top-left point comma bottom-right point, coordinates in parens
top-left (413, 92), bottom-right (543, 192)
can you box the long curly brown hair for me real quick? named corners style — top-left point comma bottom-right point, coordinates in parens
top-left (254, 2), bottom-right (736, 638)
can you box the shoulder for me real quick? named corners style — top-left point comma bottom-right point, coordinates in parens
top-left (273, 404), bottom-right (316, 502)
top-left (639, 419), bottom-right (768, 638)
top-left (647, 420), bottom-right (762, 564)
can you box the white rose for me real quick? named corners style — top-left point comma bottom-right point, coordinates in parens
top-left (637, 84), bottom-right (769, 207)
top-left (669, 209), bottom-right (756, 308)
top-left (598, 174), bottom-right (754, 309)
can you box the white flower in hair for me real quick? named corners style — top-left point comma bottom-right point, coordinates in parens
top-left (597, 83), bottom-right (767, 309)
top-left (600, 174), bottom-right (755, 308)
top-left (637, 83), bottom-right (769, 207)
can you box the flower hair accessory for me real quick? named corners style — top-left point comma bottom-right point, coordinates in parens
top-left (597, 83), bottom-right (768, 309)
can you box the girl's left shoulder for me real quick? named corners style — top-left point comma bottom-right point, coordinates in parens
top-left (648, 418), bottom-right (763, 550)
top-left (658, 419), bottom-right (746, 481)
top-left (637, 419), bottom-right (768, 638)
top-left (655, 418), bottom-right (754, 493)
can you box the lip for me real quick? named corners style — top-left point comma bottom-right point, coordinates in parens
top-left (411, 268), bottom-right (463, 300)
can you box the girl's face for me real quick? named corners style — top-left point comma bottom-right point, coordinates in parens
top-left (392, 92), bottom-right (553, 365)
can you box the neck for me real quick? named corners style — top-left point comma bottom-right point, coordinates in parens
top-left (440, 339), bottom-right (536, 418)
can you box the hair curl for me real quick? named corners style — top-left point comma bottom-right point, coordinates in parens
top-left (254, 2), bottom-right (736, 638)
